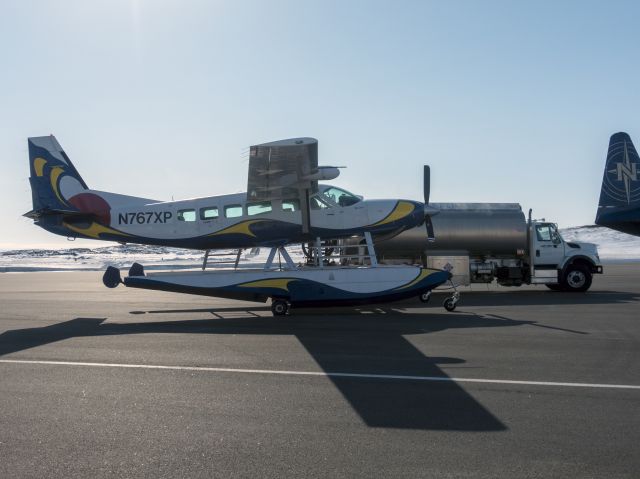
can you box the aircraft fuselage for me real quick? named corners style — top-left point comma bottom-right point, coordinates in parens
top-left (36, 187), bottom-right (424, 249)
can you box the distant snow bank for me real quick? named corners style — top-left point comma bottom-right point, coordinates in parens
top-left (0, 244), bottom-right (305, 273)
top-left (560, 225), bottom-right (640, 262)
top-left (1, 226), bottom-right (638, 272)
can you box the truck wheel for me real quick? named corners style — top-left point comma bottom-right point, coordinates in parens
top-left (545, 284), bottom-right (564, 291)
top-left (419, 291), bottom-right (431, 303)
top-left (271, 300), bottom-right (289, 316)
top-left (561, 265), bottom-right (592, 292)
top-left (443, 297), bottom-right (456, 312)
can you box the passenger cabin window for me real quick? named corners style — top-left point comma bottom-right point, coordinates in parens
top-left (282, 199), bottom-right (300, 212)
top-left (225, 204), bottom-right (243, 218)
top-left (322, 187), bottom-right (360, 207)
top-left (247, 201), bottom-right (272, 216)
top-left (177, 209), bottom-right (196, 222)
top-left (200, 206), bottom-right (219, 220)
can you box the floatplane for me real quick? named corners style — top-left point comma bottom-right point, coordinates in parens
top-left (25, 136), bottom-right (455, 315)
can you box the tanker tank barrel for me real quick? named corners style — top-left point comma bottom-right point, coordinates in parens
top-left (376, 203), bottom-right (528, 258)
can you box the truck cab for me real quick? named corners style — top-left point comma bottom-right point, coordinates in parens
top-left (528, 221), bottom-right (603, 291)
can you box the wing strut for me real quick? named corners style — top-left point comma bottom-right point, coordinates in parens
top-left (300, 189), bottom-right (311, 235)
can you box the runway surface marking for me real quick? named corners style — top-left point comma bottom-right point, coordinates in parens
top-left (1, 358), bottom-right (639, 390)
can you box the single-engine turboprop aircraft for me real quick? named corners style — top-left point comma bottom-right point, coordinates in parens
top-left (25, 136), bottom-right (427, 249)
top-left (25, 135), bottom-right (454, 315)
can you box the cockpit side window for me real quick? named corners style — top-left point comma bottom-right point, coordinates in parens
top-left (310, 196), bottom-right (329, 209)
top-left (322, 187), bottom-right (360, 207)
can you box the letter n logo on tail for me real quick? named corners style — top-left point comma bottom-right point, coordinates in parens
top-left (608, 141), bottom-right (639, 204)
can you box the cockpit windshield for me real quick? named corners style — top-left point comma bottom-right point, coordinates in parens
top-left (320, 187), bottom-right (361, 207)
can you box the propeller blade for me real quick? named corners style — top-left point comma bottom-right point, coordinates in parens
top-left (425, 215), bottom-right (435, 242)
top-left (424, 166), bottom-right (436, 242)
top-left (423, 165), bottom-right (430, 205)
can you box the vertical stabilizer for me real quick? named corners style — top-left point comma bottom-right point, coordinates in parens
top-left (27, 135), bottom-right (88, 213)
top-left (595, 132), bottom-right (640, 235)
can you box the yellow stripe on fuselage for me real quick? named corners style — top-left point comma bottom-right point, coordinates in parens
top-left (208, 219), bottom-right (267, 238)
top-left (371, 201), bottom-right (415, 227)
top-left (63, 221), bottom-right (132, 240)
top-left (236, 278), bottom-right (297, 291)
top-left (394, 268), bottom-right (440, 290)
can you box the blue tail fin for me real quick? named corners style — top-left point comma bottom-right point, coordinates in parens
top-left (595, 132), bottom-right (640, 235)
top-left (26, 136), bottom-right (88, 215)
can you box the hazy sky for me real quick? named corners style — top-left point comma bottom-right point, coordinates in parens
top-left (1, 0), bottom-right (639, 248)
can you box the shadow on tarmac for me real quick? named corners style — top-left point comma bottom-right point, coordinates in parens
top-left (435, 289), bottom-right (640, 307)
top-left (0, 308), bottom-right (578, 432)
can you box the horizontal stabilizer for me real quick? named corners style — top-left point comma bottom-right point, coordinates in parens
top-left (23, 208), bottom-right (94, 220)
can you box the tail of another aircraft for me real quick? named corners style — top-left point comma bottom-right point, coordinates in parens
top-left (26, 135), bottom-right (89, 216)
top-left (595, 132), bottom-right (640, 236)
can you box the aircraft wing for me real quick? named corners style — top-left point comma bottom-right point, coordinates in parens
top-left (247, 138), bottom-right (319, 201)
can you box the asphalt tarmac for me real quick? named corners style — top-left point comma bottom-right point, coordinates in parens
top-left (0, 264), bottom-right (639, 478)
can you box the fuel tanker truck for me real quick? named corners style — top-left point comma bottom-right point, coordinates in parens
top-left (371, 203), bottom-right (603, 292)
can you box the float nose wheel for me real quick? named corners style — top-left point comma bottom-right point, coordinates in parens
top-left (419, 291), bottom-right (432, 303)
top-left (271, 299), bottom-right (290, 316)
top-left (443, 295), bottom-right (457, 312)
top-left (443, 281), bottom-right (460, 312)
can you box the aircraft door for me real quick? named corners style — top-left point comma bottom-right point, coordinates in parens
top-left (174, 206), bottom-right (200, 236)
top-left (198, 205), bottom-right (221, 236)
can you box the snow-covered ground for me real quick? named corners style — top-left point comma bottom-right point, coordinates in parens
top-left (560, 225), bottom-right (640, 262)
top-left (1, 226), bottom-right (638, 272)
top-left (0, 244), bottom-right (306, 273)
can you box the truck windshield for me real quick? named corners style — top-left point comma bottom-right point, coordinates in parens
top-left (550, 225), bottom-right (562, 244)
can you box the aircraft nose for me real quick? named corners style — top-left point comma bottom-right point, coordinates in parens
top-left (410, 201), bottom-right (426, 226)
top-left (368, 199), bottom-right (425, 231)
top-left (391, 200), bottom-right (425, 228)
top-left (385, 200), bottom-right (426, 229)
